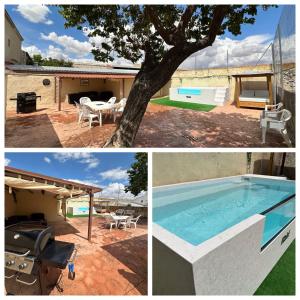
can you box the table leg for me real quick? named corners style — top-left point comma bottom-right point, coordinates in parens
top-left (99, 112), bottom-right (102, 127)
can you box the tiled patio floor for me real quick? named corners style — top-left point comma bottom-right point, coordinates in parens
top-left (49, 217), bottom-right (147, 295)
top-left (5, 101), bottom-right (287, 147)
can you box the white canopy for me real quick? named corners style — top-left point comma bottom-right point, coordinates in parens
top-left (5, 176), bottom-right (85, 197)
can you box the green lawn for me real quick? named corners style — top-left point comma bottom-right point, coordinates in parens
top-left (254, 240), bottom-right (295, 295)
top-left (151, 96), bottom-right (215, 112)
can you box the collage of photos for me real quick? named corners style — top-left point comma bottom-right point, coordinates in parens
top-left (3, 1), bottom-right (296, 297)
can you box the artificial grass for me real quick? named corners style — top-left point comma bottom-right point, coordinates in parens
top-left (151, 96), bottom-right (215, 112)
top-left (254, 240), bottom-right (295, 295)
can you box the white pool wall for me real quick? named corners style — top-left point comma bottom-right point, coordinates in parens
top-left (153, 175), bottom-right (295, 295)
top-left (169, 87), bottom-right (229, 106)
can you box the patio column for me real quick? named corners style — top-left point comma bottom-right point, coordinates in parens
top-left (88, 191), bottom-right (94, 241)
top-left (120, 78), bottom-right (124, 99)
top-left (57, 77), bottom-right (62, 111)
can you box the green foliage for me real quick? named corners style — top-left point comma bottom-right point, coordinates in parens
top-left (151, 96), bottom-right (215, 111)
top-left (32, 54), bottom-right (73, 67)
top-left (58, 5), bottom-right (275, 65)
top-left (125, 153), bottom-right (148, 196)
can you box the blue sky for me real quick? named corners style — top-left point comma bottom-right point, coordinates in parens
top-left (5, 152), bottom-right (143, 198)
top-left (5, 4), bottom-right (288, 68)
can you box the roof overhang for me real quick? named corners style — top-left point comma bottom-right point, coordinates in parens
top-left (5, 166), bottom-right (102, 197)
top-left (56, 73), bottom-right (135, 79)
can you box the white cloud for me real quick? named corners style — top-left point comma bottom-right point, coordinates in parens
top-left (180, 34), bottom-right (273, 69)
top-left (44, 157), bottom-right (51, 164)
top-left (46, 45), bottom-right (70, 60)
top-left (16, 5), bottom-right (53, 25)
top-left (5, 158), bottom-right (11, 166)
top-left (100, 167), bottom-right (128, 181)
top-left (22, 45), bottom-right (42, 57)
top-left (100, 182), bottom-right (134, 199)
top-left (53, 153), bottom-right (100, 170)
top-left (41, 32), bottom-right (92, 57)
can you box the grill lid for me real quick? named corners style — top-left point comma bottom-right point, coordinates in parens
top-left (5, 222), bottom-right (54, 257)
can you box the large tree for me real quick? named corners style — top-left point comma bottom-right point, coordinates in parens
top-left (125, 153), bottom-right (148, 196)
top-left (59, 5), bottom-right (272, 147)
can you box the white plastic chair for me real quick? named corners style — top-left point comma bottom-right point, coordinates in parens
top-left (115, 209), bottom-right (124, 216)
top-left (81, 104), bottom-right (100, 128)
top-left (118, 217), bottom-right (132, 230)
top-left (260, 109), bottom-right (292, 146)
top-left (113, 98), bottom-right (127, 122)
top-left (103, 215), bottom-right (117, 231)
top-left (75, 102), bottom-right (83, 124)
top-left (107, 97), bottom-right (116, 106)
top-left (260, 102), bottom-right (284, 127)
top-left (129, 215), bottom-right (141, 229)
top-left (79, 97), bottom-right (91, 105)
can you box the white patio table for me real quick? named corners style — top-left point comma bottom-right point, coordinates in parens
top-left (112, 215), bottom-right (129, 228)
top-left (85, 101), bottom-right (114, 126)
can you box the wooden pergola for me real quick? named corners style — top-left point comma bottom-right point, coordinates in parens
top-left (232, 71), bottom-right (273, 109)
top-left (5, 166), bottom-right (102, 241)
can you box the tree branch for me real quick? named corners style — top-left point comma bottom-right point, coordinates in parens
top-left (145, 6), bottom-right (176, 46)
top-left (176, 5), bottom-right (196, 34)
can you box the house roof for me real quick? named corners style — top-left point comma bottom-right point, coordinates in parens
top-left (5, 10), bottom-right (23, 41)
top-left (5, 166), bottom-right (102, 196)
top-left (6, 64), bottom-right (139, 77)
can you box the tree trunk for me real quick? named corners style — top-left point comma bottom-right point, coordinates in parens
top-left (104, 73), bottom-right (155, 147)
top-left (104, 45), bottom-right (208, 147)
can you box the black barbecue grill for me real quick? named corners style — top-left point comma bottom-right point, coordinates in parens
top-left (10, 93), bottom-right (41, 113)
top-left (5, 222), bottom-right (76, 295)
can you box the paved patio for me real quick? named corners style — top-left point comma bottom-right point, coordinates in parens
top-left (5, 101), bottom-right (287, 147)
top-left (49, 217), bottom-right (147, 295)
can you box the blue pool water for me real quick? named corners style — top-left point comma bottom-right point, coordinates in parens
top-left (178, 88), bottom-right (202, 95)
top-left (153, 177), bottom-right (295, 246)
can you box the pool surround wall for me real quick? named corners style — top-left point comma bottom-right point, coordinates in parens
top-left (169, 87), bottom-right (229, 106)
top-left (153, 175), bottom-right (295, 295)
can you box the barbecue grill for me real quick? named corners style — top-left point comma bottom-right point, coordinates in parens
top-left (5, 222), bottom-right (76, 295)
top-left (10, 93), bottom-right (41, 113)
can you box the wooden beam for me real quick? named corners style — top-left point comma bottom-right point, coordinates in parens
top-left (88, 192), bottom-right (94, 242)
top-left (267, 75), bottom-right (273, 105)
top-left (235, 77), bottom-right (240, 108)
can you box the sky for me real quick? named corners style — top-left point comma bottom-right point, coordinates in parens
top-left (5, 4), bottom-right (286, 68)
top-left (5, 152), bottom-right (144, 199)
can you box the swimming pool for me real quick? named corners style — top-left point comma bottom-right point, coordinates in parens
top-left (154, 176), bottom-right (295, 247)
top-left (153, 175), bottom-right (295, 295)
top-left (169, 87), bottom-right (229, 106)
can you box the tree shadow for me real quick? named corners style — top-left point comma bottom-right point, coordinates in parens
top-left (135, 108), bottom-right (286, 147)
top-left (101, 234), bottom-right (147, 295)
top-left (5, 113), bottom-right (62, 147)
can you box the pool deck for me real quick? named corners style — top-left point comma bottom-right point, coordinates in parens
top-left (5, 100), bottom-right (287, 147)
top-left (49, 217), bottom-right (147, 295)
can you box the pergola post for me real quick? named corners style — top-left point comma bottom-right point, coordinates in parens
top-left (88, 191), bottom-right (94, 241)
top-left (266, 74), bottom-right (273, 105)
